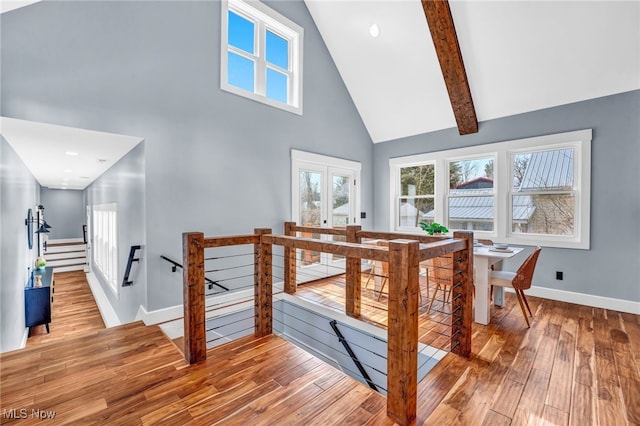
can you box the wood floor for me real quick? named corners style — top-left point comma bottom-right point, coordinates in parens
top-left (2, 271), bottom-right (639, 425)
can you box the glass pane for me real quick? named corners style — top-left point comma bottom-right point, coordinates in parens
top-left (266, 30), bottom-right (288, 69)
top-left (449, 157), bottom-right (494, 192)
top-left (227, 51), bottom-right (254, 92)
top-left (400, 165), bottom-right (434, 196)
top-left (331, 174), bottom-right (350, 262)
top-left (299, 170), bottom-right (322, 266)
top-left (513, 148), bottom-right (573, 191)
top-left (266, 68), bottom-right (288, 104)
top-left (332, 175), bottom-right (350, 227)
top-left (399, 197), bottom-right (434, 228)
top-left (512, 194), bottom-right (574, 235)
top-left (448, 196), bottom-right (494, 231)
top-left (228, 11), bottom-right (254, 54)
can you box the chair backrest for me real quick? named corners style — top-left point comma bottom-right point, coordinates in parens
top-left (513, 247), bottom-right (542, 290)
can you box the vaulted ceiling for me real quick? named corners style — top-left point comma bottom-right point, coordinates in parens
top-left (305, 0), bottom-right (640, 143)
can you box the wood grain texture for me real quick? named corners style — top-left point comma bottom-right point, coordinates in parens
top-left (283, 221), bottom-right (297, 294)
top-left (345, 225), bottom-right (362, 318)
top-left (421, 0), bottom-right (478, 135)
top-left (182, 232), bottom-right (206, 364)
top-left (4, 271), bottom-right (639, 425)
top-left (254, 228), bottom-right (273, 338)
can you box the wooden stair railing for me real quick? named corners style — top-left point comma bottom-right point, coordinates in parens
top-left (182, 225), bottom-right (473, 426)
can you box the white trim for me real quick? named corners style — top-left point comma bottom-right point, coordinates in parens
top-left (291, 149), bottom-right (362, 171)
top-left (505, 286), bottom-right (640, 315)
top-left (389, 129), bottom-right (592, 249)
top-left (85, 271), bottom-right (121, 327)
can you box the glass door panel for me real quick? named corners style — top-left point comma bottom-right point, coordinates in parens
top-left (299, 170), bottom-right (322, 267)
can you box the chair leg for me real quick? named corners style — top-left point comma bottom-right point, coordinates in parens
top-left (520, 289), bottom-right (533, 316)
top-left (377, 277), bottom-right (387, 301)
top-left (427, 284), bottom-right (441, 313)
top-left (365, 261), bottom-right (375, 289)
top-left (514, 290), bottom-right (531, 328)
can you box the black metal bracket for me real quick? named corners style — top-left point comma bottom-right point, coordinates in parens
top-left (329, 320), bottom-right (378, 392)
top-left (122, 245), bottom-right (141, 287)
top-left (160, 255), bottom-right (228, 292)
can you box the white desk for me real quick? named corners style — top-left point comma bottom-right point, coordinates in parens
top-left (473, 245), bottom-right (523, 325)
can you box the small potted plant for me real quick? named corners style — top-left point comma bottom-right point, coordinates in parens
top-left (35, 256), bottom-right (47, 270)
top-left (419, 221), bottom-right (449, 236)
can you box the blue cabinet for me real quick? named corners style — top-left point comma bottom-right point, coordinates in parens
top-left (25, 267), bottom-right (54, 335)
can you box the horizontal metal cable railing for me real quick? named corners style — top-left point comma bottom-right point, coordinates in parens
top-left (182, 222), bottom-right (473, 426)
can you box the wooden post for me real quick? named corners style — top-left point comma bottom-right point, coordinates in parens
top-left (451, 231), bottom-right (473, 358)
top-left (345, 225), bottom-right (362, 318)
top-left (387, 239), bottom-right (419, 425)
top-left (283, 222), bottom-right (297, 294)
top-left (182, 232), bottom-right (206, 364)
top-left (254, 228), bottom-right (273, 338)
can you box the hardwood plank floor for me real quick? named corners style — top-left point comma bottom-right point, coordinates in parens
top-left (2, 271), bottom-right (639, 425)
top-left (27, 270), bottom-right (105, 346)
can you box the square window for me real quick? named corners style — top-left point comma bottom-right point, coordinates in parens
top-left (221, 0), bottom-right (303, 115)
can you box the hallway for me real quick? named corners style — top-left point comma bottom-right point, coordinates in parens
top-left (27, 270), bottom-right (105, 347)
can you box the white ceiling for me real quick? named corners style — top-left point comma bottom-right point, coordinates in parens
top-left (305, 0), bottom-right (640, 143)
top-left (1, 117), bottom-right (143, 190)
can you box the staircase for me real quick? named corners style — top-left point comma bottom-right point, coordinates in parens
top-left (44, 238), bottom-right (88, 272)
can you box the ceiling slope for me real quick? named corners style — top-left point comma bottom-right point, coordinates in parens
top-left (305, 0), bottom-right (640, 143)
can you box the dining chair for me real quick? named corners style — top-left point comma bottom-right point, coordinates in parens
top-left (427, 255), bottom-right (453, 313)
top-left (488, 247), bottom-right (542, 327)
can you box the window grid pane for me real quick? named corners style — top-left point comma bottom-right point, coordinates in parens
top-left (228, 11), bottom-right (254, 54)
top-left (266, 68), bottom-right (287, 103)
top-left (227, 51), bottom-right (255, 92)
top-left (266, 30), bottom-right (288, 70)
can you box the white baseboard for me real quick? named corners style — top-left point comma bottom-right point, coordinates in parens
top-left (508, 285), bottom-right (640, 315)
top-left (20, 327), bottom-right (29, 349)
top-left (85, 271), bottom-right (121, 327)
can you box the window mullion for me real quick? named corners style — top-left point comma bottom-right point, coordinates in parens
top-left (255, 21), bottom-right (266, 96)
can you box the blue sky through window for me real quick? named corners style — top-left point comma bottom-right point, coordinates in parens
top-left (266, 68), bottom-right (287, 103)
top-left (266, 31), bottom-right (288, 69)
top-left (227, 52), bottom-right (254, 92)
top-left (228, 11), bottom-right (254, 54)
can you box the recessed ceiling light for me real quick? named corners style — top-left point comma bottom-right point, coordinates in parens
top-left (97, 159), bottom-right (107, 163)
top-left (63, 169), bottom-right (72, 173)
top-left (369, 24), bottom-right (380, 38)
top-left (65, 151), bottom-right (79, 156)
top-left (62, 177), bottom-right (69, 181)
top-left (80, 176), bottom-right (90, 180)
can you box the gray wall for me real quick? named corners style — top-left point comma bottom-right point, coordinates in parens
top-left (40, 188), bottom-right (84, 240)
top-left (373, 90), bottom-right (640, 303)
top-left (1, 138), bottom-right (40, 352)
top-left (1, 1), bottom-right (374, 312)
top-left (85, 142), bottom-right (146, 322)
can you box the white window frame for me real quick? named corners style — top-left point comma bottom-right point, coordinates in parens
top-left (389, 129), bottom-right (592, 249)
top-left (92, 203), bottom-right (119, 295)
top-left (221, 0), bottom-right (304, 115)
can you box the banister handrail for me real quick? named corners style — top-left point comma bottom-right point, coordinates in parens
top-left (122, 245), bottom-right (141, 287)
top-left (160, 255), bottom-right (228, 292)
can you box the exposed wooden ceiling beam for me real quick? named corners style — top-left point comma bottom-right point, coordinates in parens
top-left (422, 0), bottom-right (478, 135)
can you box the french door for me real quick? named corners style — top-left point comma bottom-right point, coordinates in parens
top-left (292, 150), bottom-right (361, 284)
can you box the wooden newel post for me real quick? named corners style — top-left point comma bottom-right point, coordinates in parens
top-left (345, 225), bottom-right (362, 318)
top-left (283, 222), bottom-right (297, 294)
top-left (451, 231), bottom-right (473, 358)
top-left (182, 232), bottom-right (206, 364)
top-left (387, 239), bottom-right (419, 425)
top-left (254, 228), bottom-right (273, 338)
